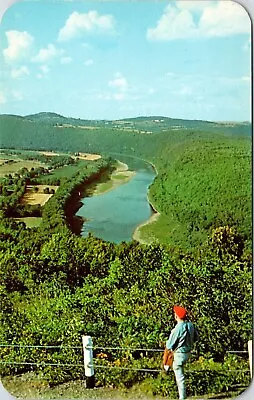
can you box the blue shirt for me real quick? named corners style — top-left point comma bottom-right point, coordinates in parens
top-left (166, 321), bottom-right (199, 353)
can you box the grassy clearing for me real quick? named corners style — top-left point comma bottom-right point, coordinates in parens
top-left (21, 185), bottom-right (59, 206)
top-left (47, 160), bottom-right (88, 179)
top-left (113, 173), bottom-right (130, 180)
top-left (76, 152), bottom-right (101, 160)
top-left (0, 153), bottom-right (21, 161)
top-left (0, 160), bottom-right (44, 177)
top-left (133, 213), bottom-right (161, 244)
top-left (133, 212), bottom-right (185, 246)
top-left (139, 214), bottom-right (174, 243)
top-left (136, 211), bottom-right (207, 249)
top-left (94, 181), bottom-right (114, 194)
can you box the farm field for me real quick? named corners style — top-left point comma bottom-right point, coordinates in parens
top-left (0, 159), bottom-right (44, 177)
top-left (76, 152), bottom-right (101, 161)
top-left (38, 150), bottom-right (101, 161)
top-left (45, 160), bottom-right (89, 179)
top-left (21, 185), bottom-right (59, 206)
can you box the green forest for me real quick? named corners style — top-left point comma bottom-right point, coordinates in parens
top-left (0, 113), bottom-right (252, 398)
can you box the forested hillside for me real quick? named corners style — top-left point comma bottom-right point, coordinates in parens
top-left (0, 113), bottom-right (251, 249)
top-left (148, 135), bottom-right (251, 249)
top-left (0, 113), bottom-right (252, 397)
top-left (0, 114), bottom-right (251, 156)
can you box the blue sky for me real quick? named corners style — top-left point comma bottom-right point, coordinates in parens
top-left (0, 0), bottom-right (251, 121)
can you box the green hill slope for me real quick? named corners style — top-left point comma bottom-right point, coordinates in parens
top-left (0, 113), bottom-right (251, 249)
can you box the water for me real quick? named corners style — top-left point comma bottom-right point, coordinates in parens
top-left (76, 156), bottom-right (156, 243)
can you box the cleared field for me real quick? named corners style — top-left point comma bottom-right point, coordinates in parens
top-left (76, 152), bottom-right (101, 161)
top-left (39, 151), bottom-right (60, 156)
top-left (38, 150), bottom-right (101, 161)
top-left (0, 160), bottom-right (44, 177)
top-left (21, 185), bottom-right (59, 206)
top-left (0, 159), bottom-right (9, 165)
top-left (56, 124), bottom-right (99, 130)
top-left (47, 162), bottom-right (87, 179)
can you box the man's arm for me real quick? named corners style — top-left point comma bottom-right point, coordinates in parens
top-left (166, 325), bottom-right (180, 350)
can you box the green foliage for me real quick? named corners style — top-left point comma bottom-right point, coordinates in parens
top-left (0, 113), bottom-right (252, 396)
top-left (139, 354), bottom-right (250, 398)
top-left (0, 225), bottom-right (252, 389)
top-left (149, 137), bottom-right (251, 249)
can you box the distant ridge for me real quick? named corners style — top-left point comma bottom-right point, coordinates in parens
top-left (25, 112), bottom-right (66, 120)
top-left (117, 115), bottom-right (214, 123)
top-left (0, 112), bottom-right (251, 157)
top-left (21, 112), bottom-right (251, 126)
top-left (0, 112), bottom-right (251, 128)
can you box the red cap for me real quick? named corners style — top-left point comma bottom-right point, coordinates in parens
top-left (173, 305), bottom-right (187, 319)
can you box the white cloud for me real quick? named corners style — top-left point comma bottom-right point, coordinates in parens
top-left (147, 4), bottom-right (197, 41)
top-left (97, 73), bottom-right (137, 102)
top-left (84, 59), bottom-right (94, 66)
top-left (11, 65), bottom-right (29, 79)
top-left (108, 73), bottom-right (129, 91)
top-left (61, 56), bottom-right (73, 64)
top-left (3, 30), bottom-right (34, 62)
top-left (36, 64), bottom-right (50, 79)
top-left (32, 44), bottom-right (64, 63)
top-left (199, 1), bottom-right (251, 37)
top-left (176, 1), bottom-right (215, 12)
top-left (58, 10), bottom-right (116, 41)
top-left (113, 92), bottom-right (125, 101)
top-left (147, 1), bottom-right (250, 41)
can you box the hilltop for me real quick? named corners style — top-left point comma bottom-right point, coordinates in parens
top-left (22, 112), bottom-right (252, 132)
top-left (0, 113), bottom-right (251, 158)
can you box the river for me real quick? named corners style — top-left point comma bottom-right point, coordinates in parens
top-left (76, 156), bottom-right (156, 243)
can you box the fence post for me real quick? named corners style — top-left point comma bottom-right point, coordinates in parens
top-left (82, 335), bottom-right (95, 388)
top-left (248, 340), bottom-right (252, 378)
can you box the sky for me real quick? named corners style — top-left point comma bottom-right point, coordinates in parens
top-left (0, 0), bottom-right (252, 121)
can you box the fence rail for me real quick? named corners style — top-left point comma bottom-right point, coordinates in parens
top-left (0, 344), bottom-right (163, 352)
top-left (0, 344), bottom-right (249, 353)
top-left (0, 337), bottom-right (252, 387)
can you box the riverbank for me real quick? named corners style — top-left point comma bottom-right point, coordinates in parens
top-left (132, 163), bottom-right (160, 244)
top-left (132, 208), bottom-right (160, 244)
top-left (93, 160), bottom-right (136, 195)
top-left (72, 157), bottom-right (157, 242)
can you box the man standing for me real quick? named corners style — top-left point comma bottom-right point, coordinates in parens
top-left (166, 305), bottom-right (199, 400)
